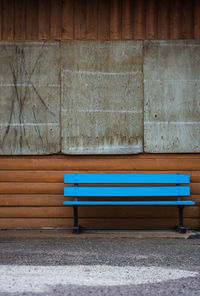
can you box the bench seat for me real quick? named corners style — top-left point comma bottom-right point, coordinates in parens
top-left (63, 201), bottom-right (195, 206)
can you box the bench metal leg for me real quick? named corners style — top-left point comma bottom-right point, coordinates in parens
top-left (177, 205), bottom-right (186, 233)
top-left (73, 206), bottom-right (80, 234)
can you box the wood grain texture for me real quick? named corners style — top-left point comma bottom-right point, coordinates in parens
top-left (0, 194), bottom-right (199, 206)
top-left (26, 0), bottom-right (38, 40)
top-left (50, 0), bottom-right (62, 40)
top-left (0, 195), bottom-right (65, 206)
top-left (1, 170), bottom-right (200, 183)
top-left (110, 0), bottom-right (122, 40)
top-left (133, 0), bottom-right (145, 40)
top-left (182, 0), bottom-right (194, 39)
top-left (0, 218), bottom-right (198, 229)
top-left (1, 156), bottom-right (200, 171)
top-left (62, 0), bottom-right (74, 40)
top-left (2, 0), bottom-right (14, 40)
top-left (0, 0), bottom-right (2, 40)
top-left (0, 182), bottom-right (199, 195)
top-left (98, 0), bottom-right (110, 40)
top-left (169, 0), bottom-right (182, 39)
top-left (122, 0), bottom-right (133, 40)
top-left (38, 0), bottom-right (50, 40)
top-left (0, 0), bottom-right (199, 41)
top-left (74, 0), bottom-right (86, 40)
top-left (14, 0), bottom-right (26, 40)
top-left (194, 0), bottom-right (200, 39)
top-left (157, 0), bottom-right (170, 39)
top-left (0, 206), bottom-right (198, 218)
top-left (146, 0), bottom-right (157, 39)
top-left (86, 0), bottom-right (98, 40)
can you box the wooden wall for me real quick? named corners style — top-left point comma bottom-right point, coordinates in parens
top-left (0, 0), bottom-right (200, 41)
top-left (0, 1), bottom-right (200, 230)
top-left (0, 154), bottom-right (199, 229)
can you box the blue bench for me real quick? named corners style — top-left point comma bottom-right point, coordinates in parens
top-left (63, 174), bottom-right (195, 234)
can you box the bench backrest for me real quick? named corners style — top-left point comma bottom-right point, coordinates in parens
top-left (64, 174), bottom-right (190, 197)
top-left (64, 174), bottom-right (189, 184)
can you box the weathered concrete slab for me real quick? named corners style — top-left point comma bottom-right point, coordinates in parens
top-left (61, 42), bottom-right (143, 154)
top-left (0, 42), bottom-right (60, 155)
top-left (144, 40), bottom-right (200, 153)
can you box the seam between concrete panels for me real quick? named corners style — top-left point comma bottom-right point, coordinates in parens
top-left (142, 40), bottom-right (145, 153)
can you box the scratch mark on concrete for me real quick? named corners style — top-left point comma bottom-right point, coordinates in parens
top-left (1, 43), bottom-right (56, 149)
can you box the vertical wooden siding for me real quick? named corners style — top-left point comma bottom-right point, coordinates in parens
top-left (0, 0), bottom-right (199, 41)
top-left (0, 154), bottom-right (199, 229)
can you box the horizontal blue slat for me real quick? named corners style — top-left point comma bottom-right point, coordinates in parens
top-left (63, 201), bottom-right (195, 206)
top-left (64, 174), bottom-right (190, 184)
top-left (64, 186), bottom-right (190, 197)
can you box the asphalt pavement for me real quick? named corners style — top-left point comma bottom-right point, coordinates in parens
top-left (0, 230), bottom-right (199, 296)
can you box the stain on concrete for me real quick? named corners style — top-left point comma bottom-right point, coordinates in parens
top-left (0, 42), bottom-right (60, 155)
top-left (144, 40), bottom-right (200, 153)
top-left (61, 42), bottom-right (143, 154)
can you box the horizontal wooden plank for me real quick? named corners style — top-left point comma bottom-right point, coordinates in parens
top-left (0, 183), bottom-right (199, 195)
top-left (0, 194), bottom-right (199, 206)
top-left (0, 206), bottom-right (198, 218)
top-left (0, 156), bottom-right (200, 170)
top-left (1, 154), bottom-right (200, 161)
top-left (0, 195), bottom-right (65, 206)
top-left (0, 218), bottom-right (199, 229)
top-left (191, 183), bottom-right (200, 194)
top-left (0, 183), bottom-right (64, 194)
top-left (1, 171), bottom-right (200, 183)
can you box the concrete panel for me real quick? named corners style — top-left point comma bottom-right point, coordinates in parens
top-left (0, 43), bottom-right (60, 154)
top-left (61, 42), bottom-right (143, 154)
top-left (144, 40), bottom-right (200, 153)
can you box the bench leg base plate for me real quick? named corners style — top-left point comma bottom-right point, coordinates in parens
top-left (175, 226), bottom-right (187, 234)
top-left (73, 226), bottom-right (81, 234)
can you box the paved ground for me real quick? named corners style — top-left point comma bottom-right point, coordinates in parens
top-left (0, 230), bottom-right (200, 295)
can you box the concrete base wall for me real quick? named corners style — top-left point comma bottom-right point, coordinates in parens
top-left (0, 41), bottom-right (199, 154)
